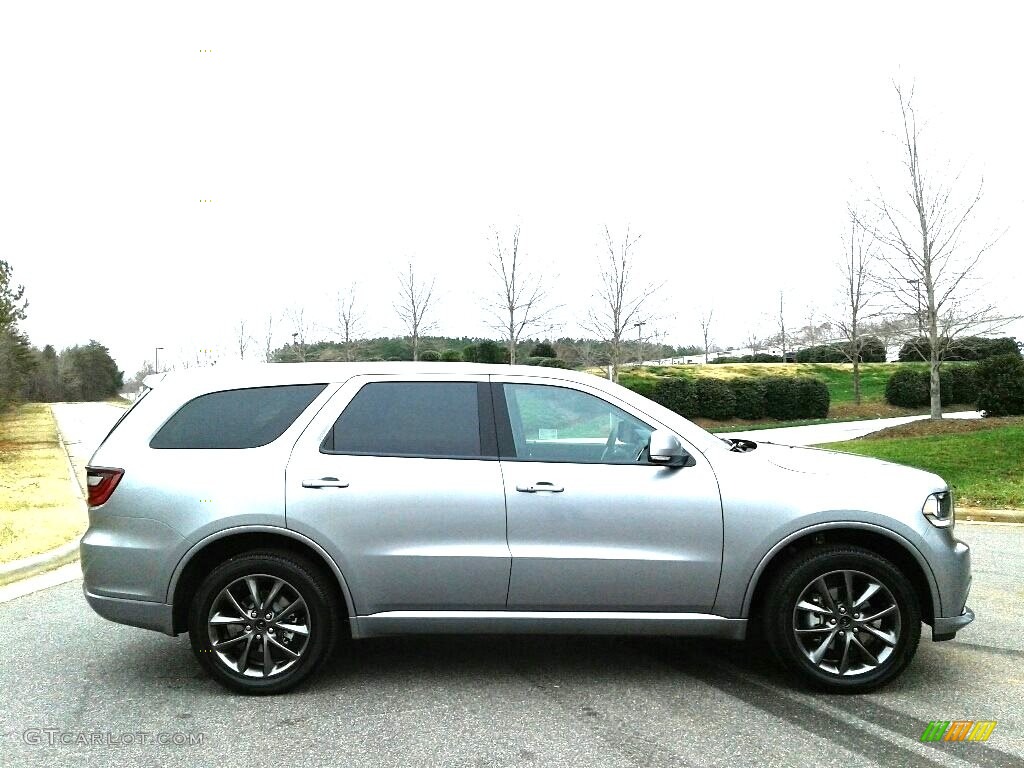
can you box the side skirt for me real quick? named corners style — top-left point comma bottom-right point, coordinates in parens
top-left (352, 611), bottom-right (747, 641)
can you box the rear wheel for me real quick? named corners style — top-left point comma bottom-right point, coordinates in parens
top-left (763, 545), bottom-right (921, 693)
top-left (189, 550), bottom-right (339, 694)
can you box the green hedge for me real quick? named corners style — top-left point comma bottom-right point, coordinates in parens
top-left (884, 365), bottom-right (979, 407)
top-left (710, 353), bottom-right (783, 364)
top-left (795, 336), bottom-right (886, 363)
top-left (898, 335), bottom-right (1021, 362)
top-left (643, 375), bottom-right (829, 421)
top-left (975, 354), bottom-right (1024, 416)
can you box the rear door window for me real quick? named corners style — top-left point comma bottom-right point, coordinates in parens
top-left (150, 384), bottom-right (326, 449)
top-left (323, 381), bottom-right (486, 458)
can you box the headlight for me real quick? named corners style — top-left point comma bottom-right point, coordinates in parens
top-left (922, 491), bottom-right (954, 529)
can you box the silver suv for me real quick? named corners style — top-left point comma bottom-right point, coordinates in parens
top-left (82, 363), bottom-right (973, 694)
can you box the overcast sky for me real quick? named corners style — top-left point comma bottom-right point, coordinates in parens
top-left (2, 1), bottom-right (1022, 374)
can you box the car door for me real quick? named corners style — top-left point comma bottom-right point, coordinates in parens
top-left (494, 377), bottom-right (724, 612)
top-left (286, 375), bottom-right (510, 615)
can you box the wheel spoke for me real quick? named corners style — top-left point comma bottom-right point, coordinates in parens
top-left (795, 625), bottom-right (832, 634)
top-left (853, 582), bottom-right (881, 609)
top-left (809, 629), bottom-right (839, 665)
top-left (813, 577), bottom-right (839, 613)
top-left (245, 577), bottom-right (262, 610)
top-left (861, 604), bottom-right (897, 623)
top-left (275, 622), bottom-right (309, 636)
top-left (237, 633), bottom-right (255, 673)
top-left (224, 587), bottom-right (248, 619)
top-left (267, 633), bottom-right (300, 658)
top-left (276, 597), bottom-right (306, 621)
top-left (843, 571), bottom-right (856, 608)
top-left (210, 613), bottom-right (247, 626)
top-left (263, 579), bottom-right (285, 612)
top-left (861, 624), bottom-right (898, 647)
top-left (796, 600), bottom-right (833, 616)
top-left (838, 632), bottom-right (853, 675)
top-left (212, 632), bottom-right (250, 650)
top-left (262, 636), bottom-right (273, 677)
top-left (851, 634), bottom-right (879, 666)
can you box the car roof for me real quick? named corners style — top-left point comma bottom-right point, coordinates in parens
top-left (146, 362), bottom-right (605, 391)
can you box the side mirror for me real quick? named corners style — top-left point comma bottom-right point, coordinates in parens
top-left (648, 429), bottom-right (692, 468)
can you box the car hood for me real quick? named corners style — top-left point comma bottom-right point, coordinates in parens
top-left (751, 441), bottom-right (945, 487)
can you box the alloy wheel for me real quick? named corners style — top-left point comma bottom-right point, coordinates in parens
top-left (791, 569), bottom-right (901, 677)
top-left (207, 574), bottom-right (312, 678)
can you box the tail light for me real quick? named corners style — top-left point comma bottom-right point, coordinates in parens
top-left (86, 467), bottom-right (124, 507)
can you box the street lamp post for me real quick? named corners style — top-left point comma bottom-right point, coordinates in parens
top-left (154, 347), bottom-right (163, 374)
top-left (633, 321), bottom-right (646, 366)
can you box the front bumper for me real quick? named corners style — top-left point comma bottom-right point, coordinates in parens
top-left (84, 585), bottom-right (176, 636)
top-left (932, 605), bottom-right (975, 641)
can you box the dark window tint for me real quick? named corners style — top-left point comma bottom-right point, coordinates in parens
top-left (151, 384), bottom-right (326, 449)
top-left (326, 382), bottom-right (481, 458)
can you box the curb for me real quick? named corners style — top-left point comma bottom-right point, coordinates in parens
top-left (0, 406), bottom-right (87, 587)
top-left (0, 538), bottom-right (81, 588)
top-left (960, 508), bottom-right (1024, 524)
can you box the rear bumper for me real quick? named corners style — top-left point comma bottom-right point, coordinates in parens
top-left (84, 585), bottom-right (176, 636)
top-left (932, 605), bottom-right (975, 642)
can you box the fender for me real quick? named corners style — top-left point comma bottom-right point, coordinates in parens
top-left (166, 524), bottom-right (357, 622)
top-left (739, 520), bottom-right (941, 617)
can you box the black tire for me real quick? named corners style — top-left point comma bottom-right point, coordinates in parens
top-left (188, 550), bottom-right (339, 695)
top-left (762, 545), bottom-right (921, 693)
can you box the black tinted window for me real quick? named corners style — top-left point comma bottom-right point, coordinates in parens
top-left (151, 384), bottom-right (326, 449)
top-left (326, 382), bottom-right (481, 458)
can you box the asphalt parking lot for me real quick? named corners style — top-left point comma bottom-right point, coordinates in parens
top-left (1, 521), bottom-right (1021, 768)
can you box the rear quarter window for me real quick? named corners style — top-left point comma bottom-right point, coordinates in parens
top-left (150, 384), bottom-right (327, 449)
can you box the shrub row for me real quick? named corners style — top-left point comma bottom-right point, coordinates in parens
top-left (710, 353), bottom-right (783, 364)
top-left (897, 335), bottom-right (1021, 362)
top-left (884, 365), bottom-right (979, 408)
top-left (634, 375), bottom-right (830, 421)
top-left (795, 336), bottom-right (886, 363)
top-left (976, 355), bottom-right (1024, 416)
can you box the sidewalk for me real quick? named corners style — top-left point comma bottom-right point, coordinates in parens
top-left (724, 410), bottom-right (982, 447)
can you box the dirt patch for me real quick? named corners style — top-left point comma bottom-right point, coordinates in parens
top-left (862, 416), bottom-right (1024, 441)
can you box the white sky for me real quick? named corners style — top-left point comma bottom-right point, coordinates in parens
top-left (2, 1), bottom-right (1022, 375)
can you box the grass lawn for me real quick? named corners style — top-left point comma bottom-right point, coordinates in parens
top-left (816, 417), bottom-right (1024, 509)
top-left (0, 403), bottom-right (86, 563)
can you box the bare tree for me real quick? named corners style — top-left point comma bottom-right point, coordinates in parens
top-left (699, 307), bottom-right (714, 363)
top-left (395, 260), bottom-right (436, 361)
top-left (286, 306), bottom-right (313, 362)
top-left (831, 209), bottom-right (883, 404)
top-left (777, 291), bottom-right (788, 361)
top-left (745, 331), bottom-right (766, 354)
top-left (235, 320), bottom-right (251, 361)
top-left (263, 313), bottom-right (276, 363)
top-left (485, 226), bottom-right (558, 364)
top-left (333, 285), bottom-right (364, 361)
top-left (866, 82), bottom-right (1011, 418)
top-left (583, 226), bottom-right (663, 382)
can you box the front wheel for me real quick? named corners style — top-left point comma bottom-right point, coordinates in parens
top-left (763, 545), bottom-right (921, 693)
top-left (188, 551), bottom-right (339, 695)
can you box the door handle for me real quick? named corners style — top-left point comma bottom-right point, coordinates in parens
top-left (302, 477), bottom-right (350, 489)
top-left (515, 482), bottom-right (564, 493)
